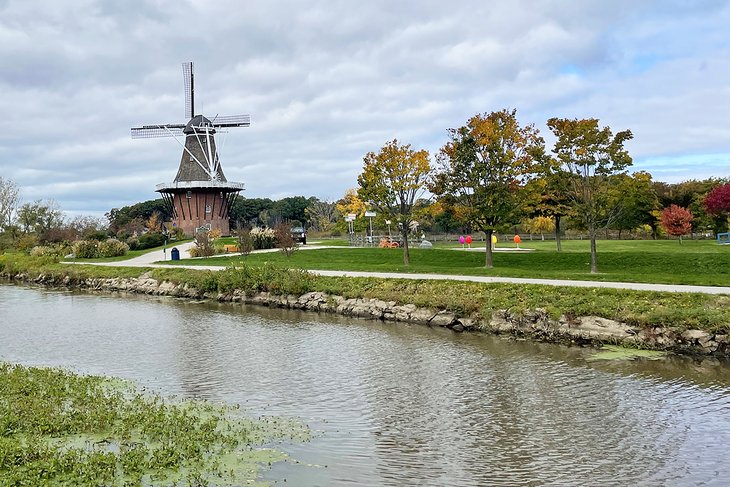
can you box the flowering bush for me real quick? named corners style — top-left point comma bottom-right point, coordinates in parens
top-left (30, 245), bottom-right (65, 258)
top-left (71, 238), bottom-right (128, 258)
top-left (250, 227), bottom-right (276, 250)
top-left (98, 238), bottom-right (129, 257)
top-left (72, 240), bottom-right (99, 258)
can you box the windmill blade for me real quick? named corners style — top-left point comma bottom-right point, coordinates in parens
top-left (210, 114), bottom-right (251, 128)
top-left (131, 124), bottom-right (185, 139)
top-left (182, 62), bottom-right (194, 119)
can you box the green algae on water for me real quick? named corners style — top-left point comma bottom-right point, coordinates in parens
top-left (588, 345), bottom-right (667, 361)
top-left (0, 362), bottom-right (309, 486)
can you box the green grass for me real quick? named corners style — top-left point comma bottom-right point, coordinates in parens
top-left (165, 239), bottom-right (730, 286)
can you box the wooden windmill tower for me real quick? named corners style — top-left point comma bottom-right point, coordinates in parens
top-left (131, 62), bottom-right (249, 236)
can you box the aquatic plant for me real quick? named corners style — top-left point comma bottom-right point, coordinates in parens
top-left (0, 362), bottom-right (308, 485)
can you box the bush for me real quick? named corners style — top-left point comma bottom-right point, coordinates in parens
top-left (250, 227), bottom-right (276, 250)
top-left (72, 240), bottom-right (100, 258)
top-left (126, 237), bottom-right (139, 250)
top-left (16, 234), bottom-right (39, 253)
top-left (137, 233), bottom-right (166, 250)
top-left (97, 238), bottom-right (129, 257)
top-left (29, 245), bottom-right (68, 258)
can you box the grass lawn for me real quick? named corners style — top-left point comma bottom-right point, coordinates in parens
top-left (167, 239), bottom-right (730, 286)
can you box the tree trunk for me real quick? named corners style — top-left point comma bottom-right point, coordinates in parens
top-left (402, 229), bottom-right (410, 265)
top-left (589, 226), bottom-right (598, 273)
top-left (485, 229), bottom-right (494, 268)
top-left (555, 215), bottom-right (562, 252)
top-left (679, 235), bottom-right (683, 245)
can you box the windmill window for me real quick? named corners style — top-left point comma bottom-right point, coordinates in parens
top-left (186, 191), bottom-right (192, 199)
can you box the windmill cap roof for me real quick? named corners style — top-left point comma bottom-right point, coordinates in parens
top-left (183, 115), bottom-right (215, 134)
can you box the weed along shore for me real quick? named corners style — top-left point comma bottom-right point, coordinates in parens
top-left (3, 253), bottom-right (730, 357)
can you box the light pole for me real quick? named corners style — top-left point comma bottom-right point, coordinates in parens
top-left (386, 220), bottom-right (391, 239)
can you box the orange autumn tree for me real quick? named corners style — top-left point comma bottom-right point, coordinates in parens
top-left (660, 204), bottom-right (693, 244)
top-left (434, 109), bottom-right (544, 268)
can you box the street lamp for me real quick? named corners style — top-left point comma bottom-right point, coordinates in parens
top-left (385, 220), bottom-right (391, 238)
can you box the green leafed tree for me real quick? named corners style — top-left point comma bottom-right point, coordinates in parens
top-left (434, 109), bottom-right (544, 268)
top-left (547, 118), bottom-right (633, 273)
top-left (357, 139), bottom-right (432, 265)
top-left (17, 199), bottom-right (64, 237)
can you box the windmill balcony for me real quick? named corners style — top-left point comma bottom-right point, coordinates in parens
top-left (156, 181), bottom-right (245, 191)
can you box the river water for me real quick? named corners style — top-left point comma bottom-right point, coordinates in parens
top-left (2, 283), bottom-right (730, 486)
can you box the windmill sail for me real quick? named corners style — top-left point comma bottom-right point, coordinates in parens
top-left (183, 61), bottom-right (194, 119)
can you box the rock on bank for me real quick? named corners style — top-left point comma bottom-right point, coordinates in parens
top-left (8, 271), bottom-right (730, 357)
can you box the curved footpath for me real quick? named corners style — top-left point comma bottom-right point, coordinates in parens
top-left (66, 242), bottom-right (730, 295)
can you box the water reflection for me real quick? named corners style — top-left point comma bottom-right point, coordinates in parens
top-left (1, 283), bottom-right (729, 486)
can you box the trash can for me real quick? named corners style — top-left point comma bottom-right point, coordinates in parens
top-left (171, 247), bottom-right (180, 261)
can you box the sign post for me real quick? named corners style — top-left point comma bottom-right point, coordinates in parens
top-left (364, 211), bottom-right (376, 244)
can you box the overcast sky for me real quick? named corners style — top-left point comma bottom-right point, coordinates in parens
top-left (1, 0), bottom-right (729, 217)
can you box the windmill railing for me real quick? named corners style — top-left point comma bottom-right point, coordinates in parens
top-left (156, 181), bottom-right (245, 191)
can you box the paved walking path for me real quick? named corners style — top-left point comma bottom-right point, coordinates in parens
top-left (63, 243), bottom-right (730, 295)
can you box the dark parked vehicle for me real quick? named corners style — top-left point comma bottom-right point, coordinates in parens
top-left (291, 227), bottom-right (307, 245)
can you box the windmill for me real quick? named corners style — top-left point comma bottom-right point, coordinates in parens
top-left (131, 62), bottom-right (249, 236)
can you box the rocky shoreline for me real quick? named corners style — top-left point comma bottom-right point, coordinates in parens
top-left (7, 271), bottom-right (729, 356)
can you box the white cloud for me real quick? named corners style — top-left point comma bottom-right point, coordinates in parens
top-left (0, 0), bottom-right (729, 218)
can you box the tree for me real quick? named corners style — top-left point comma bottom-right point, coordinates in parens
top-left (107, 198), bottom-right (169, 233)
top-left (336, 188), bottom-right (368, 233)
top-left (434, 109), bottom-right (544, 267)
top-left (235, 223), bottom-right (254, 257)
top-left (274, 223), bottom-right (298, 257)
top-left (146, 211), bottom-right (164, 234)
top-left (305, 199), bottom-right (339, 232)
top-left (608, 172), bottom-right (659, 238)
top-left (17, 200), bottom-right (64, 237)
top-left (357, 139), bottom-right (432, 265)
top-left (660, 205), bottom-right (693, 243)
top-left (705, 183), bottom-right (730, 221)
top-left (229, 197), bottom-right (274, 227)
top-left (526, 216), bottom-right (555, 240)
top-left (524, 163), bottom-right (572, 251)
top-left (0, 177), bottom-right (21, 231)
top-left (547, 118), bottom-right (633, 273)
top-left (273, 196), bottom-right (309, 225)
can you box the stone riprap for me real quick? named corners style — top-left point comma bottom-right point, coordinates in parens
top-left (9, 272), bottom-right (729, 356)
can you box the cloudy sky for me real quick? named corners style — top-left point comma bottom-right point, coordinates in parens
top-left (1, 0), bottom-right (729, 217)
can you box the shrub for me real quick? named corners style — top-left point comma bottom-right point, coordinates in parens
top-left (137, 232), bottom-right (166, 250)
top-left (97, 238), bottom-right (129, 257)
top-left (275, 223), bottom-right (298, 257)
top-left (72, 240), bottom-right (99, 258)
top-left (250, 227), bottom-right (276, 250)
top-left (16, 234), bottom-right (39, 253)
top-left (191, 230), bottom-right (215, 258)
top-left (235, 225), bottom-right (254, 257)
top-left (125, 237), bottom-right (139, 250)
top-left (30, 246), bottom-right (58, 257)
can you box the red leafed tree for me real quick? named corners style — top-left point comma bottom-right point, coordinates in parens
top-left (660, 205), bottom-right (693, 244)
top-left (704, 183), bottom-right (730, 217)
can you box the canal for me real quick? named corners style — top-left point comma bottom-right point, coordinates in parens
top-left (1, 283), bottom-right (729, 485)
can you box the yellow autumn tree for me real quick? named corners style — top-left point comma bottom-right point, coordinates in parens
top-left (357, 139), bottom-right (432, 265)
